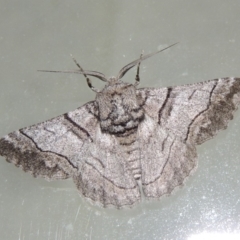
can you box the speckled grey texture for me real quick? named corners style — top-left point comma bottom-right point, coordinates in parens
top-left (1, 52), bottom-right (240, 208)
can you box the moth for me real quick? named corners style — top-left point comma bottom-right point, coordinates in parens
top-left (0, 44), bottom-right (240, 209)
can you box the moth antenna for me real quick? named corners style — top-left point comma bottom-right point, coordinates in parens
top-left (117, 42), bottom-right (178, 80)
top-left (70, 55), bottom-right (100, 93)
top-left (37, 69), bottom-right (108, 82)
top-left (134, 51), bottom-right (144, 86)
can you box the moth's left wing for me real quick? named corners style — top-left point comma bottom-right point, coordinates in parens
top-left (137, 77), bottom-right (240, 145)
top-left (0, 102), bottom-right (99, 180)
top-left (0, 101), bottom-right (140, 208)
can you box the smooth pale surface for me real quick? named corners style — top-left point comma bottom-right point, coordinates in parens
top-left (0, 1), bottom-right (240, 239)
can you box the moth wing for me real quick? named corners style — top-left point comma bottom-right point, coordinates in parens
top-left (0, 102), bottom-right (99, 180)
top-left (0, 101), bottom-right (140, 208)
top-left (73, 130), bottom-right (141, 208)
top-left (138, 115), bottom-right (197, 199)
top-left (137, 77), bottom-right (240, 145)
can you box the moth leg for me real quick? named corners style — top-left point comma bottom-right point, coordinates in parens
top-left (134, 52), bottom-right (143, 86)
top-left (71, 55), bottom-right (99, 93)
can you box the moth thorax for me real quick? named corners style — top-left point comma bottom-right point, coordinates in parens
top-left (98, 93), bottom-right (144, 144)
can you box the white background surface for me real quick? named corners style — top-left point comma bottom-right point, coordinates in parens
top-left (0, 1), bottom-right (240, 239)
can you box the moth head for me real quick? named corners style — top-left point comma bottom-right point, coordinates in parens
top-left (108, 76), bottom-right (120, 84)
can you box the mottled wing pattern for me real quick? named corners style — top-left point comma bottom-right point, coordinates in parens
top-left (1, 77), bottom-right (240, 208)
top-left (138, 115), bottom-right (197, 199)
top-left (0, 102), bottom-right (99, 179)
top-left (136, 77), bottom-right (240, 199)
top-left (0, 102), bottom-right (140, 208)
top-left (73, 134), bottom-right (140, 208)
top-left (138, 77), bottom-right (240, 145)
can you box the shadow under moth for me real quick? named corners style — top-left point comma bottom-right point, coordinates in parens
top-left (0, 44), bottom-right (239, 208)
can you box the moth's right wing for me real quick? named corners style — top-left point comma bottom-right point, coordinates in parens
top-left (137, 114), bottom-right (197, 199)
top-left (137, 77), bottom-right (240, 145)
top-left (136, 78), bottom-right (240, 199)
